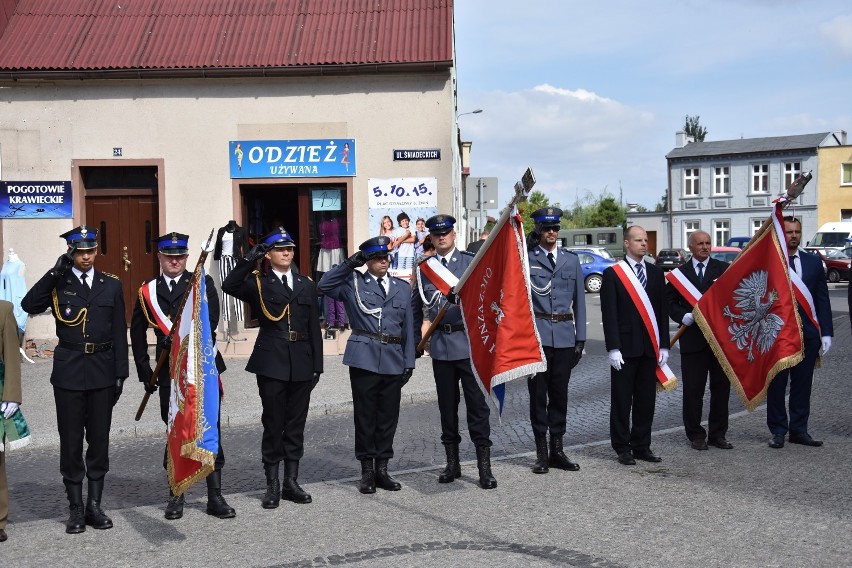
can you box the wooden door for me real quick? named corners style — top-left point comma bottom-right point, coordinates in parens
top-left (85, 194), bottom-right (159, 322)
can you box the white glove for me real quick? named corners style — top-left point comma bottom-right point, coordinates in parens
top-left (682, 313), bottom-right (694, 326)
top-left (821, 336), bottom-right (832, 356)
top-left (1, 401), bottom-right (19, 419)
top-left (608, 349), bottom-right (624, 371)
top-left (658, 348), bottom-right (669, 367)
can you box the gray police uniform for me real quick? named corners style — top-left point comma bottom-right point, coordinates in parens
top-left (319, 262), bottom-right (415, 460)
top-left (412, 248), bottom-right (492, 448)
top-left (528, 246), bottom-right (587, 436)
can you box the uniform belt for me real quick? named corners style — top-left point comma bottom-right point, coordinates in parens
top-left (261, 329), bottom-right (310, 342)
top-left (351, 329), bottom-right (403, 345)
top-left (534, 311), bottom-right (574, 322)
top-left (57, 340), bottom-right (113, 354)
top-left (438, 323), bottom-right (465, 333)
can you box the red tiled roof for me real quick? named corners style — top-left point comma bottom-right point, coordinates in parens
top-left (0, 0), bottom-right (453, 75)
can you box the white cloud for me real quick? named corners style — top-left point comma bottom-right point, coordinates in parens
top-left (460, 84), bottom-right (662, 208)
top-left (819, 14), bottom-right (852, 57)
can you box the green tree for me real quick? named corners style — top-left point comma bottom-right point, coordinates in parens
top-left (684, 115), bottom-right (708, 142)
top-left (587, 196), bottom-right (626, 227)
top-left (654, 189), bottom-right (668, 212)
top-left (518, 190), bottom-right (559, 235)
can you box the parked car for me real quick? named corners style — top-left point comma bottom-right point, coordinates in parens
top-left (655, 249), bottom-right (690, 271)
top-left (575, 251), bottom-right (616, 293)
top-left (726, 236), bottom-right (751, 249)
top-left (818, 249), bottom-right (851, 282)
top-left (709, 246), bottom-right (741, 264)
top-left (566, 246), bottom-right (615, 260)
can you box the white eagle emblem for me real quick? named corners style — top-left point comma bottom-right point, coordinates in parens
top-left (721, 270), bottom-right (783, 362)
top-left (490, 290), bottom-right (505, 325)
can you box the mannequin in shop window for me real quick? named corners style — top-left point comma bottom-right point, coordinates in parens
top-left (0, 249), bottom-right (33, 363)
top-left (316, 213), bottom-right (347, 335)
top-left (215, 221), bottom-right (248, 340)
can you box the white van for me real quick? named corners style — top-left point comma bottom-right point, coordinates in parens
top-left (806, 222), bottom-right (852, 254)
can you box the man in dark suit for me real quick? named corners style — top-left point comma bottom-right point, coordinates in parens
top-left (465, 229), bottom-right (489, 254)
top-left (222, 227), bottom-right (322, 508)
top-left (601, 226), bottom-right (669, 465)
top-left (21, 226), bottom-right (128, 534)
top-left (318, 236), bottom-right (415, 494)
top-left (527, 207), bottom-right (586, 473)
top-left (411, 214), bottom-right (496, 489)
top-left (766, 217), bottom-right (833, 448)
top-left (130, 232), bottom-right (233, 520)
top-left (666, 230), bottom-right (732, 451)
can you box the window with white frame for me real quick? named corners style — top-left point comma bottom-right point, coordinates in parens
top-left (751, 218), bottom-right (762, 236)
top-left (684, 221), bottom-right (700, 245)
top-left (842, 163), bottom-right (852, 185)
top-left (752, 164), bottom-right (769, 193)
top-left (713, 166), bottom-right (730, 195)
top-left (783, 161), bottom-right (801, 191)
top-left (683, 168), bottom-right (700, 196)
top-left (713, 220), bottom-right (730, 247)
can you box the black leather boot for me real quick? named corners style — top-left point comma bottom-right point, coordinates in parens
top-left (358, 459), bottom-right (376, 494)
top-left (281, 460), bottom-right (312, 504)
top-left (437, 443), bottom-right (461, 483)
top-left (476, 446), bottom-right (497, 489)
top-left (165, 490), bottom-right (185, 520)
top-left (532, 433), bottom-right (549, 474)
top-left (549, 435), bottom-right (580, 471)
top-left (64, 481), bottom-right (86, 534)
top-left (206, 471), bottom-right (236, 518)
top-left (84, 478), bottom-right (113, 530)
top-left (375, 458), bottom-right (402, 491)
top-left (261, 463), bottom-right (281, 509)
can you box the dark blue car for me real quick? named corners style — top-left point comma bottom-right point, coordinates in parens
top-left (573, 250), bottom-right (616, 293)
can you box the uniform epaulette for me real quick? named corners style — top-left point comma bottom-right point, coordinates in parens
top-left (305, 275), bottom-right (313, 282)
top-left (102, 272), bottom-right (120, 280)
top-left (460, 250), bottom-right (476, 257)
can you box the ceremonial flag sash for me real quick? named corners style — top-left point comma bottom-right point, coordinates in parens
top-left (167, 267), bottom-right (220, 496)
top-left (455, 212), bottom-right (547, 414)
top-left (140, 280), bottom-right (173, 335)
top-left (665, 267), bottom-right (702, 308)
top-left (789, 268), bottom-right (820, 334)
top-left (694, 202), bottom-right (803, 410)
top-left (417, 256), bottom-right (459, 297)
top-left (612, 262), bottom-right (678, 390)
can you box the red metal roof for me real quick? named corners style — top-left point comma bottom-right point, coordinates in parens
top-left (0, 0), bottom-right (453, 75)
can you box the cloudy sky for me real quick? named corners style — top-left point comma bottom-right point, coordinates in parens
top-left (454, 0), bottom-right (852, 210)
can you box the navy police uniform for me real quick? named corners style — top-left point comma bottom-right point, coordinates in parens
top-left (527, 208), bottom-right (587, 473)
top-left (411, 214), bottom-right (496, 489)
top-left (130, 232), bottom-right (233, 519)
top-left (319, 236), bottom-right (415, 493)
top-left (21, 226), bottom-right (128, 533)
top-left (221, 227), bottom-right (322, 507)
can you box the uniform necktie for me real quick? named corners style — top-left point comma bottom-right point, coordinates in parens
top-left (696, 262), bottom-right (704, 284)
top-left (635, 263), bottom-right (647, 288)
top-left (282, 275), bottom-right (291, 292)
top-left (168, 279), bottom-right (174, 292)
top-left (81, 273), bottom-right (90, 290)
top-left (547, 252), bottom-right (556, 268)
top-left (377, 277), bottom-right (386, 297)
top-left (441, 257), bottom-right (448, 268)
top-left (789, 256), bottom-right (797, 274)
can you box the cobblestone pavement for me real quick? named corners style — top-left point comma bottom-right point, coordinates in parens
top-left (1, 287), bottom-right (849, 567)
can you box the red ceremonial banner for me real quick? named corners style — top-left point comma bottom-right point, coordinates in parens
top-left (694, 204), bottom-right (803, 410)
top-left (456, 213), bottom-right (546, 411)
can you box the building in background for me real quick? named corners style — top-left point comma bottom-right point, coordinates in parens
top-left (665, 131), bottom-right (846, 250)
top-left (0, 0), bottom-right (459, 340)
top-left (816, 143), bottom-right (852, 225)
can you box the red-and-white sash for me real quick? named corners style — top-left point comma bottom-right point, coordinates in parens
top-left (769, 208), bottom-right (821, 334)
top-left (417, 255), bottom-right (459, 296)
top-left (140, 280), bottom-right (173, 335)
top-left (613, 261), bottom-right (677, 389)
top-left (665, 267), bottom-right (702, 308)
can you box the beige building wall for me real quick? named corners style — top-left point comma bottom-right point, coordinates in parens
top-left (816, 145), bottom-right (852, 225)
top-left (0, 73), bottom-right (456, 338)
